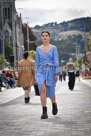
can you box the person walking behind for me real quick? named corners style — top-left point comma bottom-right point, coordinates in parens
top-left (17, 51), bottom-right (35, 103)
top-left (66, 58), bottom-right (75, 91)
top-left (62, 69), bottom-right (66, 81)
top-left (0, 71), bottom-right (3, 92)
top-left (35, 31), bottom-right (60, 119)
top-left (75, 68), bottom-right (80, 81)
top-left (81, 62), bottom-right (85, 77)
top-left (59, 68), bottom-right (63, 82)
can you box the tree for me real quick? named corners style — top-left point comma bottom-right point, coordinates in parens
top-left (0, 55), bottom-right (4, 69)
top-left (29, 50), bottom-right (36, 60)
top-left (5, 42), bottom-right (13, 62)
top-left (22, 24), bottom-right (37, 51)
top-left (88, 38), bottom-right (91, 49)
top-left (87, 31), bottom-right (91, 50)
top-left (74, 57), bottom-right (83, 71)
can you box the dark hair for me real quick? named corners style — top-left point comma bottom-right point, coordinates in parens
top-left (23, 51), bottom-right (29, 59)
top-left (2, 71), bottom-right (5, 73)
top-left (41, 31), bottom-right (50, 36)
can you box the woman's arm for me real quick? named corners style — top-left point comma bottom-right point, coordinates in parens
top-left (53, 46), bottom-right (60, 75)
top-left (53, 46), bottom-right (60, 81)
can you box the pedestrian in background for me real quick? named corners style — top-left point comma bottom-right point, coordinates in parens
top-left (59, 67), bottom-right (63, 82)
top-left (35, 31), bottom-right (60, 119)
top-left (81, 62), bottom-right (85, 77)
top-left (0, 71), bottom-right (3, 92)
top-left (17, 51), bottom-right (35, 103)
top-left (62, 69), bottom-right (66, 81)
top-left (66, 58), bottom-right (75, 91)
top-left (75, 68), bottom-right (80, 81)
top-left (59, 74), bottom-right (63, 82)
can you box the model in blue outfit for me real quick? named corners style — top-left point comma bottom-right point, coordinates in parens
top-left (35, 31), bottom-right (60, 119)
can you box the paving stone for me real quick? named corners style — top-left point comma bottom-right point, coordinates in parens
top-left (0, 79), bottom-right (91, 136)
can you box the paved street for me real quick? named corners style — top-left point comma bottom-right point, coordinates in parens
top-left (0, 78), bottom-right (91, 136)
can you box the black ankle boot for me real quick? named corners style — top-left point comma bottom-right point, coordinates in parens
top-left (25, 98), bottom-right (28, 103)
top-left (27, 97), bottom-right (30, 103)
top-left (41, 107), bottom-right (48, 119)
top-left (52, 102), bottom-right (58, 115)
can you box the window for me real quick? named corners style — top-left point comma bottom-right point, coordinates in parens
top-left (5, 31), bottom-right (10, 43)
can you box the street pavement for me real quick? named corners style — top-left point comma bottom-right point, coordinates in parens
top-left (0, 78), bottom-right (91, 136)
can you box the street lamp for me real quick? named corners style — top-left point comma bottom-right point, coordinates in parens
top-left (27, 21), bottom-right (29, 51)
top-left (73, 41), bottom-right (80, 60)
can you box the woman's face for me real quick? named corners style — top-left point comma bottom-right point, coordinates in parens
top-left (69, 58), bottom-right (73, 62)
top-left (41, 32), bottom-right (50, 43)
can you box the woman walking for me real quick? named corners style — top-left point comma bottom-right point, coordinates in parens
top-left (17, 51), bottom-right (35, 103)
top-left (66, 58), bottom-right (75, 91)
top-left (35, 31), bottom-right (60, 119)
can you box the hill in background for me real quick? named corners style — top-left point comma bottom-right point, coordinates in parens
top-left (32, 17), bottom-right (91, 65)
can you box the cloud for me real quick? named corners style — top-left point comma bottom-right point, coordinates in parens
top-left (16, 0), bottom-right (91, 27)
top-left (18, 7), bottom-right (87, 27)
top-left (67, 8), bottom-right (86, 16)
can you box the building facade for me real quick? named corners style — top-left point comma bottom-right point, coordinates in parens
top-left (0, 0), bottom-right (24, 67)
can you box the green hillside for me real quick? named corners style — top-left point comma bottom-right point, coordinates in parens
top-left (33, 17), bottom-right (91, 65)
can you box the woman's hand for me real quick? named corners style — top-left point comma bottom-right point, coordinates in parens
top-left (55, 75), bottom-right (58, 82)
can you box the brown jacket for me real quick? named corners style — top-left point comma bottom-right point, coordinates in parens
top-left (17, 59), bottom-right (35, 87)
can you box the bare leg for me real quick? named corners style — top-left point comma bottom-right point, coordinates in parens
top-left (50, 97), bottom-right (56, 103)
top-left (25, 90), bottom-right (30, 98)
top-left (40, 81), bottom-right (48, 119)
top-left (24, 89), bottom-right (31, 103)
top-left (40, 81), bottom-right (47, 107)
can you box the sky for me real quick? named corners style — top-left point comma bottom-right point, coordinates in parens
top-left (15, 0), bottom-right (91, 27)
